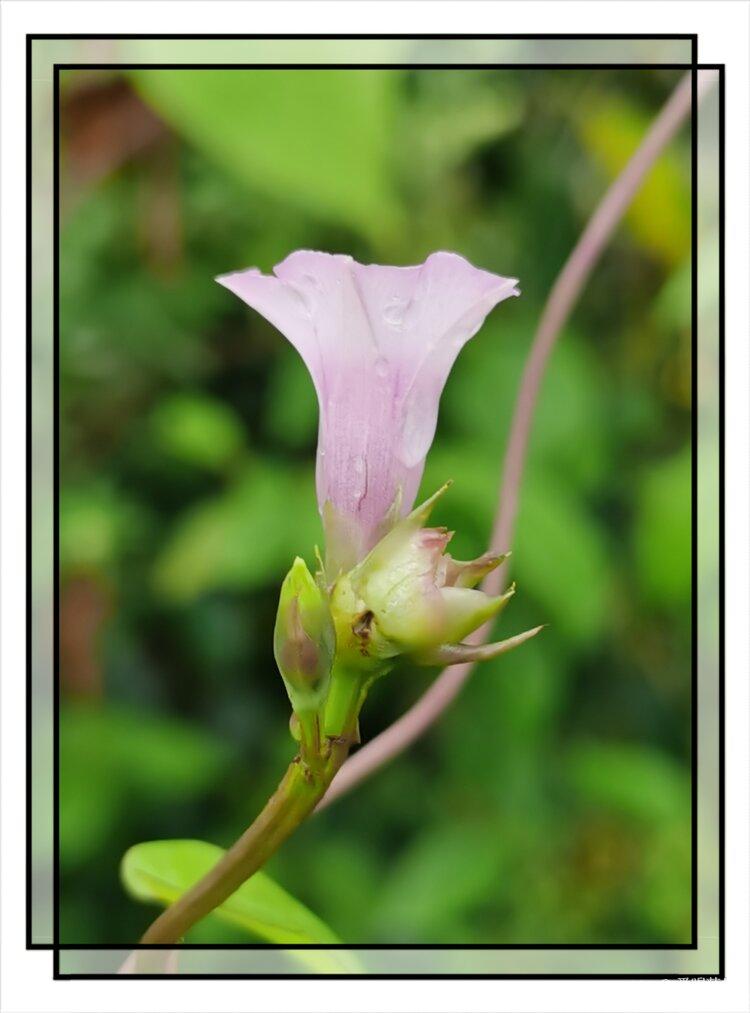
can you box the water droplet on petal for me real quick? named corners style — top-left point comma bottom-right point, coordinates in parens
top-left (287, 284), bottom-right (313, 319)
top-left (398, 389), bottom-right (436, 469)
top-left (374, 357), bottom-right (389, 381)
top-left (383, 299), bottom-right (406, 327)
top-left (350, 454), bottom-right (368, 501)
top-left (301, 272), bottom-right (322, 291)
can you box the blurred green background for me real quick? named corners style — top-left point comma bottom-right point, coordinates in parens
top-left (58, 67), bottom-right (692, 945)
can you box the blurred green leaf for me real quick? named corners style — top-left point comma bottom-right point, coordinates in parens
top-left (264, 345), bottom-right (318, 450)
top-left (404, 72), bottom-right (523, 178)
top-left (152, 458), bottom-right (322, 601)
top-left (59, 760), bottom-right (121, 873)
top-left (633, 448), bottom-right (691, 606)
top-left (60, 178), bottom-right (215, 387)
top-left (577, 93), bottom-right (690, 265)
top-left (122, 838), bottom-right (360, 972)
top-left (149, 392), bottom-right (246, 471)
top-left (421, 441), bottom-right (497, 534)
top-left (652, 257), bottom-right (692, 331)
top-left (639, 822), bottom-right (691, 940)
top-left (60, 705), bottom-right (230, 867)
top-left (565, 740), bottom-right (689, 823)
top-left (371, 824), bottom-right (502, 940)
top-left (515, 472), bottom-right (612, 644)
top-left (444, 314), bottom-right (610, 491)
top-left (439, 632), bottom-right (564, 818)
top-left (132, 69), bottom-right (402, 243)
top-left (285, 836), bottom-right (380, 942)
top-left (60, 482), bottom-right (150, 573)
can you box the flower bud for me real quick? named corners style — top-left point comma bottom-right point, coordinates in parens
top-left (274, 557), bottom-right (335, 714)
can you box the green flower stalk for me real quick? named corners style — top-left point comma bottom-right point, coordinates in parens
top-left (138, 251), bottom-right (540, 945)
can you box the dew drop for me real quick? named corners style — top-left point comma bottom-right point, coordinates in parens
top-left (383, 299), bottom-right (406, 327)
top-left (301, 272), bottom-right (322, 291)
top-left (374, 357), bottom-right (389, 381)
top-left (287, 284), bottom-right (313, 319)
top-left (397, 389), bottom-right (435, 469)
top-left (350, 454), bottom-right (368, 501)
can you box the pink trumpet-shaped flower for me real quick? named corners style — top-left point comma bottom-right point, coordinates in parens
top-left (217, 251), bottom-right (519, 571)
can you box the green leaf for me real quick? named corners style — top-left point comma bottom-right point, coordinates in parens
top-left (131, 69), bottom-right (402, 243)
top-left (152, 458), bottom-right (322, 602)
top-left (639, 821), bottom-right (692, 940)
top-left (59, 482), bottom-right (150, 573)
top-left (565, 740), bottom-right (689, 824)
top-left (444, 313), bottom-right (610, 492)
top-left (371, 823), bottom-right (502, 940)
top-left (265, 345), bottom-right (318, 450)
top-left (576, 93), bottom-right (690, 266)
top-left (122, 839), bottom-right (360, 972)
top-left (514, 472), bottom-right (612, 645)
top-left (149, 392), bottom-right (246, 472)
top-left (403, 72), bottom-right (523, 179)
top-left (652, 256), bottom-right (692, 332)
top-left (60, 705), bottom-right (230, 868)
top-left (633, 448), bottom-right (691, 607)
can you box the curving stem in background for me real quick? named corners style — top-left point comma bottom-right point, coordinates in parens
top-left (319, 69), bottom-right (716, 811)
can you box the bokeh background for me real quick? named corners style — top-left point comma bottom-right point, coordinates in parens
top-left (58, 67), bottom-right (692, 945)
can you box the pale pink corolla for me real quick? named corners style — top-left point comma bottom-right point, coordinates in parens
top-left (217, 251), bottom-right (519, 571)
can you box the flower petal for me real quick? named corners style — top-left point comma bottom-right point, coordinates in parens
top-left (218, 251), bottom-right (519, 568)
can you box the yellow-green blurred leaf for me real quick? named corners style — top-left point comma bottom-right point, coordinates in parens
top-left (132, 69), bottom-right (402, 244)
top-left (515, 472), bottom-right (612, 644)
top-left (371, 824), bottom-right (502, 939)
top-left (153, 459), bottom-right (321, 601)
top-left (566, 740), bottom-right (689, 823)
top-left (149, 392), bottom-right (246, 471)
top-left (60, 483), bottom-right (150, 573)
top-left (577, 94), bottom-right (690, 265)
top-left (633, 448), bottom-right (691, 606)
top-left (60, 705), bottom-right (230, 867)
top-left (122, 839), bottom-right (360, 970)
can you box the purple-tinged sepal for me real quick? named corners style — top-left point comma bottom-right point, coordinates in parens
top-left (414, 625), bottom-right (545, 667)
top-left (328, 483), bottom-right (539, 671)
top-left (440, 550), bottom-right (510, 589)
top-left (274, 557), bottom-right (335, 717)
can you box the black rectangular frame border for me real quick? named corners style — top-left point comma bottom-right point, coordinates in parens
top-left (23, 32), bottom-right (725, 982)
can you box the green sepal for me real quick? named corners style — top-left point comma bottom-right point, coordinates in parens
top-left (274, 556), bottom-right (335, 714)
